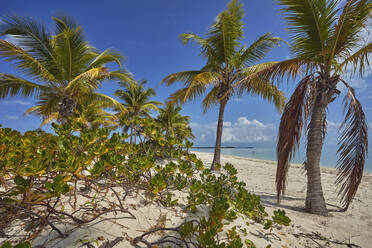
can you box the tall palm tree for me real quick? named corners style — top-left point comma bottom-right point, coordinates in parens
top-left (0, 15), bottom-right (132, 123)
top-left (114, 80), bottom-right (162, 144)
top-left (162, 0), bottom-right (286, 169)
top-left (252, 0), bottom-right (371, 215)
top-left (156, 104), bottom-right (194, 140)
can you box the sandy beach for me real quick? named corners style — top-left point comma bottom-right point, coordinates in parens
top-left (4, 152), bottom-right (371, 248)
top-left (194, 151), bottom-right (372, 248)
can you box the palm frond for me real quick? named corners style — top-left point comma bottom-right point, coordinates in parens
top-left (207, 0), bottom-right (244, 64)
top-left (202, 86), bottom-right (219, 113)
top-left (338, 42), bottom-right (372, 76)
top-left (0, 40), bottom-right (56, 81)
top-left (0, 15), bottom-right (60, 77)
top-left (250, 58), bottom-right (314, 81)
top-left (87, 48), bottom-right (124, 69)
top-left (88, 92), bottom-right (126, 111)
top-left (277, 0), bottom-right (339, 59)
top-left (0, 73), bottom-right (47, 98)
top-left (238, 33), bottom-right (283, 66)
top-left (335, 81), bottom-right (368, 210)
top-left (161, 70), bottom-right (205, 86)
top-left (53, 16), bottom-right (91, 81)
top-left (40, 112), bottom-right (59, 126)
top-left (109, 70), bottom-right (134, 84)
top-left (241, 78), bottom-right (286, 112)
top-left (331, 0), bottom-right (372, 62)
top-left (167, 83), bottom-right (207, 106)
top-left (65, 67), bottom-right (108, 91)
top-left (276, 75), bottom-right (317, 201)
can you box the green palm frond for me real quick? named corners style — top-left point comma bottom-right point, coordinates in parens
top-left (202, 85), bottom-right (219, 113)
top-left (207, 0), bottom-right (244, 64)
top-left (87, 48), bottom-right (124, 69)
top-left (339, 42), bottom-right (372, 75)
top-left (330, 0), bottom-right (372, 61)
top-left (238, 33), bottom-right (283, 67)
top-left (109, 70), bottom-right (134, 84)
top-left (161, 70), bottom-right (205, 86)
top-left (239, 77), bottom-right (286, 112)
top-left (115, 79), bottom-right (161, 121)
top-left (252, 58), bottom-right (314, 81)
top-left (0, 73), bottom-right (48, 98)
top-left (0, 40), bottom-right (56, 81)
top-left (167, 84), bottom-right (207, 106)
top-left (0, 15), bottom-right (60, 77)
top-left (40, 112), bottom-right (59, 126)
top-left (89, 92), bottom-right (125, 111)
top-left (53, 16), bottom-right (91, 81)
top-left (0, 14), bottom-right (130, 123)
top-left (157, 104), bottom-right (194, 139)
top-left (278, 0), bottom-right (339, 60)
top-left (65, 67), bottom-right (108, 91)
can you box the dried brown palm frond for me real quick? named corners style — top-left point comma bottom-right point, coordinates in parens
top-left (276, 74), bottom-right (317, 202)
top-left (336, 81), bottom-right (368, 210)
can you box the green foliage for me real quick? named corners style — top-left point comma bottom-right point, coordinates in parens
top-left (0, 241), bottom-right (32, 248)
top-left (272, 209), bottom-right (291, 226)
top-left (0, 121), bottom-right (290, 247)
top-left (0, 15), bottom-right (132, 123)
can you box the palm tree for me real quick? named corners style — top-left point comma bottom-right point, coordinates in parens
top-left (71, 98), bottom-right (119, 130)
top-left (162, 0), bottom-right (286, 169)
top-left (156, 104), bottom-right (194, 140)
top-left (114, 80), bottom-right (162, 144)
top-left (0, 15), bottom-right (132, 123)
top-left (253, 0), bottom-right (371, 215)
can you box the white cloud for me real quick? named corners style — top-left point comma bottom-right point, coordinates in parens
top-left (3, 100), bottom-right (32, 106)
top-left (190, 117), bottom-right (276, 146)
top-left (5, 115), bottom-right (19, 120)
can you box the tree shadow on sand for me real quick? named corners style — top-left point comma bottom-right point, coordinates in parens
top-left (255, 192), bottom-right (344, 214)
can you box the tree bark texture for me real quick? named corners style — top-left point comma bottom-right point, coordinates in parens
top-left (211, 99), bottom-right (227, 170)
top-left (305, 92), bottom-right (328, 216)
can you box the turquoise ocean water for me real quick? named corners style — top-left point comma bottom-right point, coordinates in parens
top-left (191, 147), bottom-right (372, 172)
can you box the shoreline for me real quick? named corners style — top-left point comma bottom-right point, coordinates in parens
top-left (191, 150), bottom-right (372, 176)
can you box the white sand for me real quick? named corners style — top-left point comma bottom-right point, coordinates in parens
top-left (194, 151), bottom-right (372, 248)
top-left (3, 152), bottom-right (372, 247)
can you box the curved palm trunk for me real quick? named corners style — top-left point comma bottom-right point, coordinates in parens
top-left (305, 93), bottom-right (328, 216)
top-left (211, 99), bottom-right (227, 170)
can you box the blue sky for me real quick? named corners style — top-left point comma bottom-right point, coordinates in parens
top-left (1, 0), bottom-right (371, 149)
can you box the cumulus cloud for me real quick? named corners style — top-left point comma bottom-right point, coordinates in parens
top-left (190, 117), bottom-right (276, 146)
top-left (5, 115), bottom-right (19, 120)
top-left (3, 100), bottom-right (32, 106)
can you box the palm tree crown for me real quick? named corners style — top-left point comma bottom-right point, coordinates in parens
top-left (162, 0), bottom-right (286, 168)
top-left (253, 0), bottom-right (371, 214)
top-left (156, 104), bottom-right (194, 140)
top-left (0, 15), bottom-right (132, 123)
top-left (114, 80), bottom-right (162, 143)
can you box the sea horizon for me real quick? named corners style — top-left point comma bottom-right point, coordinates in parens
top-left (191, 147), bottom-right (372, 172)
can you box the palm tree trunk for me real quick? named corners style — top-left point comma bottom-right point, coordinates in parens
top-left (134, 126), bottom-right (137, 144)
top-left (130, 125), bottom-right (133, 145)
top-left (305, 93), bottom-right (328, 216)
top-left (211, 99), bottom-right (227, 170)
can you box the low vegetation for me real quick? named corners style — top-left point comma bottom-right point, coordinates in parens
top-left (0, 120), bottom-right (290, 247)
